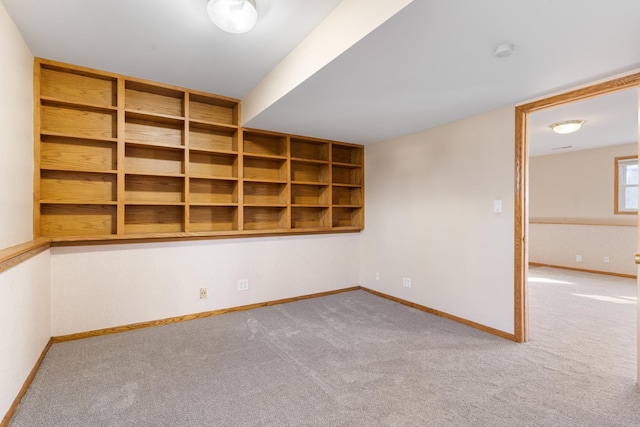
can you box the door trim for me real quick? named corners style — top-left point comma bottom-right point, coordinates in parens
top-left (514, 72), bottom-right (640, 343)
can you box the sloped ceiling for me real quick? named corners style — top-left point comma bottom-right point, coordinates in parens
top-left (2, 0), bottom-right (640, 149)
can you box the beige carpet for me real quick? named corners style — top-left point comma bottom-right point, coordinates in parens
top-left (9, 267), bottom-right (640, 426)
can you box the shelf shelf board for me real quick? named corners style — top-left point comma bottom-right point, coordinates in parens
top-left (291, 226), bottom-right (331, 231)
top-left (332, 204), bottom-right (362, 209)
top-left (125, 109), bottom-right (185, 123)
top-left (332, 161), bottom-right (363, 168)
top-left (40, 131), bottom-right (117, 143)
top-left (242, 178), bottom-right (288, 184)
top-left (125, 140), bottom-right (185, 151)
top-left (189, 202), bottom-right (239, 207)
top-left (40, 200), bottom-right (117, 205)
top-left (40, 96), bottom-right (117, 112)
top-left (243, 203), bottom-right (287, 208)
top-left (124, 171), bottom-right (186, 178)
top-left (291, 204), bottom-right (329, 208)
top-left (290, 180), bottom-right (329, 186)
top-left (243, 153), bottom-right (287, 162)
top-left (125, 202), bottom-right (186, 206)
top-left (40, 167), bottom-right (117, 175)
top-left (331, 183), bottom-right (362, 188)
top-left (189, 118), bottom-right (239, 129)
top-left (242, 152), bottom-right (287, 161)
top-left (240, 228), bottom-right (290, 234)
top-left (189, 174), bottom-right (238, 181)
top-left (290, 157), bottom-right (329, 165)
top-left (47, 227), bottom-right (362, 244)
top-left (188, 147), bottom-right (237, 156)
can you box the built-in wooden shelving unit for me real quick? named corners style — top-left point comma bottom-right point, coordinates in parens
top-left (34, 59), bottom-right (364, 243)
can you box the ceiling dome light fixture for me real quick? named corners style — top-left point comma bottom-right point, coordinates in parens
top-left (549, 119), bottom-right (585, 135)
top-left (493, 43), bottom-right (515, 58)
top-left (207, 0), bottom-right (257, 34)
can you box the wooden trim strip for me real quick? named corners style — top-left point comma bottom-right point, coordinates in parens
top-left (529, 262), bottom-right (637, 279)
top-left (1, 339), bottom-right (53, 427)
top-left (52, 286), bottom-right (362, 342)
top-left (360, 287), bottom-right (516, 342)
top-left (530, 220), bottom-right (636, 227)
top-left (50, 228), bottom-right (361, 247)
top-left (0, 238), bottom-right (51, 274)
top-left (518, 72), bottom-right (640, 112)
top-left (514, 106), bottom-right (528, 343)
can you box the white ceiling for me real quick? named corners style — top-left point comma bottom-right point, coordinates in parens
top-left (529, 88), bottom-right (639, 157)
top-left (0, 0), bottom-right (343, 97)
top-left (2, 0), bottom-right (640, 147)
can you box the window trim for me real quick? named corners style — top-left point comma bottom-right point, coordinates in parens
top-left (614, 155), bottom-right (638, 215)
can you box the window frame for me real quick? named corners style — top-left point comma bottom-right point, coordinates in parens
top-left (614, 155), bottom-right (638, 214)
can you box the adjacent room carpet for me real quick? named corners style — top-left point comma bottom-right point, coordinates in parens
top-left (9, 267), bottom-right (640, 426)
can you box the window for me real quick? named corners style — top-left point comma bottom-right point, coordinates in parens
top-left (615, 156), bottom-right (638, 214)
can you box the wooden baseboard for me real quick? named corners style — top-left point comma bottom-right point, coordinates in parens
top-left (52, 286), bottom-right (361, 343)
top-left (1, 338), bottom-right (53, 427)
top-left (53, 285), bottom-right (517, 344)
top-left (529, 262), bottom-right (637, 279)
top-left (360, 287), bottom-right (516, 342)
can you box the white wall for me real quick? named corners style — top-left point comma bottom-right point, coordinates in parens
top-left (0, 2), bottom-right (34, 248)
top-left (51, 234), bottom-right (360, 336)
top-left (529, 223), bottom-right (636, 276)
top-left (0, 3), bottom-right (51, 422)
top-left (530, 143), bottom-right (637, 225)
top-left (0, 252), bottom-right (51, 420)
top-left (359, 107), bottom-right (515, 334)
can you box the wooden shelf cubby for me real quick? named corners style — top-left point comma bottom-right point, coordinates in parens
top-left (189, 93), bottom-right (238, 126)
top-left (41, 170), bottom-right (117, 204)
top-left (125, 81), bottom-right (184, 118)
top-left (34, 59), bottom-right (364, 242)
top-left (189, 123), bottom-right (237, 153)
top-left (124, 205), bottom-right (184, 234)
top-left (332, 206), bottom-right (364, 229)
top-left (40, 135), bottom-right (117, 173)
top-left (243, 206), bottom-right (288, 231)
top-left (291, 207), bottom-right (330, 229)
top-left (243, 156), bottom-right (288, 182)
top-left (40, 64), bottom-right (117, 108)
top-left (291, 183), bottom-right (329, 207)
top-left (190, 206), bottom-right (238, 232)
top-left (243, 130), bottom-right (287, 158)
top-left (190, 178), bottom-right (238, 205)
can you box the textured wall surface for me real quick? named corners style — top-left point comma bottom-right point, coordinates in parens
top-left (529, 223), bottom-right (637, 276)
top-left (360, 107), bottom-right (515, 334)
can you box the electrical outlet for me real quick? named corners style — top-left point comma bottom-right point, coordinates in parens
top-left (238, 279), bottom-right (249, 291)
top-left (402, 277), bottom-right (412, 288)
top-left (375, 272), bottom-right (380, 280)
top-left (604, 256), bottom-right (610, 263)
top-left (199, 288), bottom-right (207, 299)
top-left (576, 255), bottom-right (582, 263)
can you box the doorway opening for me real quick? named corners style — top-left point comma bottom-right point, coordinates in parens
top-left (514, 72), bottom-right (640, 348)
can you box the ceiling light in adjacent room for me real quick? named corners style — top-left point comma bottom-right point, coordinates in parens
top-left (549, 120), bottom-right (585, 134)
top-left (207, 0), bottom-right (257, 34)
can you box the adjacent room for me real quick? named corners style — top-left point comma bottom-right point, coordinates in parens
top-left (1, 0), bottom-right (640, 425)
